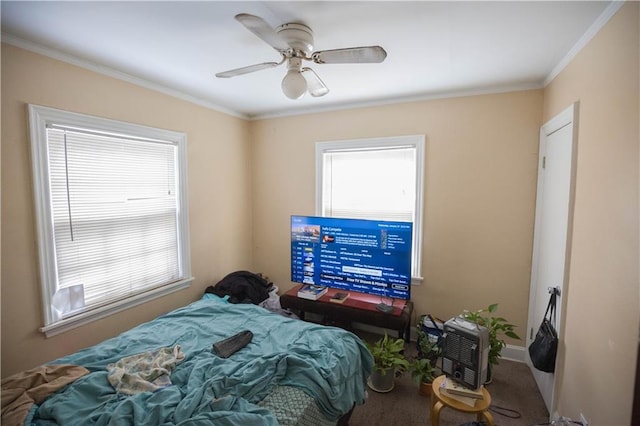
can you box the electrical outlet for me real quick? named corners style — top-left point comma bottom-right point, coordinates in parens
top-left (580, 413), bottom-right (589, 426)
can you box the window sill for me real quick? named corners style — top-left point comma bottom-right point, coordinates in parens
top-left (40, 277), bottom-right (193, 338)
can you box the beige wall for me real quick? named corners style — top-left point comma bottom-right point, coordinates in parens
top-left (543, 3), bottom-right (639, 424)
top-left (1, 44), bottom-right (254, 376)
top-left (2, 4), bottom-right (638, 424)
top-left (250, 90), bottom-right (543, 347)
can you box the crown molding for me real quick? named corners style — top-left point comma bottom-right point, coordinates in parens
top-left (543, 1), bottom-right (624, 87)
top-left (3, 31), bottom-right (543, 121)
top-left (250, 82), bottom-right (544, 120)
top-left (3, 0), bottom-right (621, 123)
top-left (1, 33), bottom-right (247, 119)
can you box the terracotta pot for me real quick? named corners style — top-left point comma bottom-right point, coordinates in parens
top-left (419, 380), bottom-right (432, 396)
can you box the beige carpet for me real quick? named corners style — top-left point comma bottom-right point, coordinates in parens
top-left (349, 336), bottom-right (549, 426)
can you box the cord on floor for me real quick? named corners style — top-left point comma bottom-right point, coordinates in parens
top-left (489, 404), bottom-right (522, 419)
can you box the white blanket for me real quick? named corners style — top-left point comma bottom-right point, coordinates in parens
top-left (107, 345), bottom-right (185, 395)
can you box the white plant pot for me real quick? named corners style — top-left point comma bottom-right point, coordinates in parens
top-left (368, 367), bottom-right (395, 393)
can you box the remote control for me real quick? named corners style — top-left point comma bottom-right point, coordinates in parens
top-left (212, 330), bottom-right (253, 358)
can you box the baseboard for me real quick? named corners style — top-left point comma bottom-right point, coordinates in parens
top-left (501, 343), bottom-right (526, 363)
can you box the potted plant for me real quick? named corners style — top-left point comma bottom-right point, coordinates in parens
top-left (462, 303), bottom-right (521, 383)
top-left (364, 333), bottom-right (410, 392)
top-left (409, 357), bottom-right (436, 396)
top-left (416, 325), bottom-right (442, 367)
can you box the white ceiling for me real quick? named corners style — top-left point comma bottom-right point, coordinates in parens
top-left (1, 1), bottom-right (614, 119)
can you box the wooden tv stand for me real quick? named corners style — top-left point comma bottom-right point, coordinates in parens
top-left (280, 285), bottom-right (413, 342)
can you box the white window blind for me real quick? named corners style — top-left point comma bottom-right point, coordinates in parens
top-left (29, 105), bottom-right (192, 336)
top-left (316, 136), bottom-right (424, 280)
top-left (321, 147), bottom-right (416, 222)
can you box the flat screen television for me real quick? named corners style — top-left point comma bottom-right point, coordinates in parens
top-left (290, 215), bottom-right (413, 300)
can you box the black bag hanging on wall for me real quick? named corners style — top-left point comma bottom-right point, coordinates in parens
top-left (528, 291), bottom-right (559, 373)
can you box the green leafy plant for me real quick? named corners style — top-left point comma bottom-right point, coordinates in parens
top-left (364, 333), bottom-right (410, 375)
top-left (409, 357), bottom-right (436, 384)
top-left (416, 325), bottom-right (441, 365)
top-left (462, 303), bottom-right (521, 366)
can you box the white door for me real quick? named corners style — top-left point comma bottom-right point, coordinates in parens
top-left (527, 103), bottom-right (578, 415)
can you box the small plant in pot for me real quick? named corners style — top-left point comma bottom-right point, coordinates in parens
top-left (462, 303), bottom-right (521, 383)
top-left (364, 333), bottom-right (409, 393)
top-left (409, 357), bottom-right (436, 396)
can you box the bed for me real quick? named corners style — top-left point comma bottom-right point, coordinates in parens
top-left (2, 295), bottom-right (373, 425)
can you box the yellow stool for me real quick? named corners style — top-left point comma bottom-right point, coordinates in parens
top-left (430, 375), bottom-right (494, 426)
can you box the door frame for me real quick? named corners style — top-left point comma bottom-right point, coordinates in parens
top-left (526, 102), bottom-right (579, 417)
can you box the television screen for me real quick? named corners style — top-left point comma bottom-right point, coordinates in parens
top-left (290, 215), bottom-right (413, 300)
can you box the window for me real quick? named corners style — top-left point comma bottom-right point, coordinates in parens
top-left (315, 135), bottom-right (424, 281)
top-left (29, 105), bottom-right (192, 337)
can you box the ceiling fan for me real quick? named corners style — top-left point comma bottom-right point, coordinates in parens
top-left (216, 13), bottom-right (387, 100)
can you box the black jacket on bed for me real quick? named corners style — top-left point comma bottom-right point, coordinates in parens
top-left (204, 271), bottom-right (273, 305)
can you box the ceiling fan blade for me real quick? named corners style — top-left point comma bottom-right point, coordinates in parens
top-left (312, 46), bottom-right (387, 64)
top-left (301, 67), bottom-right (329, 97)
top-left (235, 13), bottom-right (291, 52)
top-left (215, 61), bottom-right (282, 78)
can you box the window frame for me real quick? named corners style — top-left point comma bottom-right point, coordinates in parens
top-left (29, 104), bottom-right (193, 337)
top-left (315, 135), bottom-right (425, 282)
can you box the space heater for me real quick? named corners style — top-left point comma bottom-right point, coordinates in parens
top-left (441, 316), bottom-right (489, 390)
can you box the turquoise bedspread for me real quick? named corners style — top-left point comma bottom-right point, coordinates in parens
top-left (29, 297), bottom-right (373, 425)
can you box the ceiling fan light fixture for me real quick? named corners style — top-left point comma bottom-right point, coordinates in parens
top-left (281, 58), bottom-right (307, 99)
top-left (282, 70), bottom-right (307, 99)
top-left (217, 13), bottom-right (389, 99)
